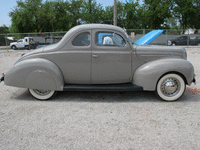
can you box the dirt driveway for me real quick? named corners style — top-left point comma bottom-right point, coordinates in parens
top-left (0, 48), bottom-right (200, 149)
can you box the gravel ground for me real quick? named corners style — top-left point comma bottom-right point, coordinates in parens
top-left (0, 48), bottom-right (200, 150)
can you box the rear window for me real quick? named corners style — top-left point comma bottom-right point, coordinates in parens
top-left (72, 32), bottom-right (90, 46)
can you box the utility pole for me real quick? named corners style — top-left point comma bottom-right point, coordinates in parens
top-left (114, 0), bottom-right (117, 26)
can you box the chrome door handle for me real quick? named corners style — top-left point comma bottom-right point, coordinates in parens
top-left (93, 55), bottom-right (98, 58)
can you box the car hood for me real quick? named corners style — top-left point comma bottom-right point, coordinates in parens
top-left (135, 45), bottom-right (187, 62)
top-left (10, 42), bottom-right (17, 45)
top-left (134, 30), bottom-right (164, 45)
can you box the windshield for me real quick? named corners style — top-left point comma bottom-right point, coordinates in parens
top-left (18, 39), bottom-right (23, 42)
top-left (190, 36), bottom-right (196, 40)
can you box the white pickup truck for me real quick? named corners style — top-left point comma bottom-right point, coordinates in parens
top-left (10, 37), bottom-right (38, 50)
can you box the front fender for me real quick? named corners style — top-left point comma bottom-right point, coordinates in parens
top-left (4, 58), bottom-right (64, 91)
top-left (133, 58), bottom-right (195, 91)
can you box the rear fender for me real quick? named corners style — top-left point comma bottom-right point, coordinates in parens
top-left (4, 58), bottom-right (64, 91)
top-left (133, 58), bottom-right (195, 91)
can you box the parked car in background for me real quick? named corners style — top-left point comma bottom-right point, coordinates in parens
top-left (1, 24), bottom-right (196, 101)
top-left (10, 37), bottom-right (39, 50)
top-left (168, 36), bottom-right (200, 46)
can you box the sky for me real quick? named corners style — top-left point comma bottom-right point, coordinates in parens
top-left (0, 0), bottom-right (135, 27)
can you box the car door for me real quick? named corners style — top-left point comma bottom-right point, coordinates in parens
top-left (91, 29), bottom-right (132, 84)
top-left (190, 37), bottom-right (198, 45)
top-left (16, 39), bottom-right (24, 48)
top-left (180, 36), bottom-right (187, 45)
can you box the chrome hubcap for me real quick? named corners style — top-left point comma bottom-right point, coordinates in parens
top-left (33, 89), bottom-right (51, 96)
top-left (161, 77), bottom-right (180, 97)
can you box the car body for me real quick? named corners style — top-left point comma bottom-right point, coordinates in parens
top-left (168, 36), bottom-right (200, 46)
top-left (10, 39), bottom-right (25, 49)
top-left (1, 24), bottom-right (196, 101)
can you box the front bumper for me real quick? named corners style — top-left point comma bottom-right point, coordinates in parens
top-left (0, 73), bottom-right (5, 83)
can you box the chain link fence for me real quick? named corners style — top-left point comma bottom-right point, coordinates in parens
top-left (127, 29), bottom-right (200, 46)
top-left (0, 31), bottom-right (66, 50)
top-left (0, 29), bottom-right (200, 50)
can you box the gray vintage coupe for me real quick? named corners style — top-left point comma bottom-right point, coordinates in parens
top-left (0, 24), bottom-right (196, 101)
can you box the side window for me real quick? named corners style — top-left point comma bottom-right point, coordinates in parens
top-left (181, 36), bottom-right (187, 40)
top-left (72, 32), bottom-right (90, 46)
top-left (95, 32), bottom-right (126, 47)
top-left (190, 36), bottom-right (195, 40)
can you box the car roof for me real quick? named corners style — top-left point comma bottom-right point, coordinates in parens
top-left (71, 24), bottom-right (125, 32)
top-left (46, 24), bottom-right (128, 51)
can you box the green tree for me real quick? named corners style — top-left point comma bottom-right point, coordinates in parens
top-left (192, 0), bottom-right (200, 29)
top-left (0, 25), bottom-right (10, 33)
top-left (123, 0), bottom-right (145, 29)
top-left (9, 0), bottom-right (73, 33)
top-left (9, 0), bottom-right (43, 33)
top-left (82, 0), bottom-right (104, 23)
top-left (143, 0), bottom-right (172, 29)
top-left (172, 0), bottom-right (196, 29)
top-left (67, 0), bottom-right (84, 27)
top-left (34, 1), bottom-right (55, 32)
top-left (53, 1), bottom-right (71, 31)
top-left (102, 6), bottom-right (114, 25)
top-left (35, 0), bottom-right (72, 32)
top-left (165, 17), bottom-right (179, 29)
top-left (10, 0), bottom-right (185, 33)
top-left (101, 0), bottom-right (145, 29)
top-left (116, 1), bottom-right (126, 27)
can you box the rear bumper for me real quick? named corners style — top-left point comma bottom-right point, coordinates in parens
top-left (192, 74), bottom-right (196, 84)
top-left (0, 73), bottom-right (5, 83)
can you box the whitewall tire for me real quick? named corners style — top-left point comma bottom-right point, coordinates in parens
top-left (28, 89), bottom-right (56, 100)
top-left (156, 74), bottom-right (186, 101)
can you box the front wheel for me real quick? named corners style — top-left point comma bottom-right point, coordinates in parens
top-left (167, 40), bottom-right (172, 46)
top-left (11, 45), bottom-right (17, 50)
top-left (172, 43), bottom-right (176, 46)
top-left (155, 74), bottom-right (186, 101)
top-left (28, 89), bottom-right (57, 100)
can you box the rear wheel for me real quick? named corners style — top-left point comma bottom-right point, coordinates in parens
top-left (25, 45), bottom-right (30, 50)
top-left (155, 74), bottom-right (186, 101)
top-left (28, 89), bottom-right (57, 100)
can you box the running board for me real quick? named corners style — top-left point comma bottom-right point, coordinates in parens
top-left (63, 84), bottom-right (143, 91)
